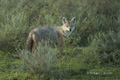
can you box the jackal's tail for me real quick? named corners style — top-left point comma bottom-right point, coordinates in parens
top-left (27, 36), bottom-right (33, 52)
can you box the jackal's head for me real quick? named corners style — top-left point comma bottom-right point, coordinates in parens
top-left (61, 17), bottom-right (76, 38)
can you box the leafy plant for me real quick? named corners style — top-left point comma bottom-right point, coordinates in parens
top-left (19, 41), bottom-right (58, 73)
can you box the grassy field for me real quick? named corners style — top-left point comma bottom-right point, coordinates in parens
top-left (0, 0), bottom-right (120, 80)
top-left (0, 49), bottom-right (120, 80)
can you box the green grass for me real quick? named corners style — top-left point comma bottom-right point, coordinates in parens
top-left (0, 50), bottom-right (120, 80)
top-left (0, 0), bottom-right (120, 79)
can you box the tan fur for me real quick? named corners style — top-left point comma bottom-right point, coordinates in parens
top-left (27, 17), bottom-right (76, 56)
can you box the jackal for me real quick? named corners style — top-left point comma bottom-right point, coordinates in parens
top-left (27, 17), bottom-right (76, 56)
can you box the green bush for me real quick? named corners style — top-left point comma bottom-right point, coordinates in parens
top-left (19, 41), bottom-right (58, 73)
top-left (82, 31), bottom-right (120, 67)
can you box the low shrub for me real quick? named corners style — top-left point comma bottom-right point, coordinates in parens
top-left (81, 31), bottom-right (120, 67)
top-left (19, 41), bottom-right (58, 73)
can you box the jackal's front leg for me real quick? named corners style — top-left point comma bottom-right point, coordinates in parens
top-left (58, 35), bottom-right (63, 57)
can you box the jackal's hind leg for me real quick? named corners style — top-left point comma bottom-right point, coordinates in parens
top-left (32, 34), bottom-right (39, 54)
top-left (32, 41), bottom-right (38, 54)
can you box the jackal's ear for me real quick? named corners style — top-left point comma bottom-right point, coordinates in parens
top-left (62, 17), bottom-right (67, 24)
top-left (71, 17), bottom-right (76, 23)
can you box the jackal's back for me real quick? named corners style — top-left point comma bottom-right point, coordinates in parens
top-left (31, 27), bottom-right (60, 42)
